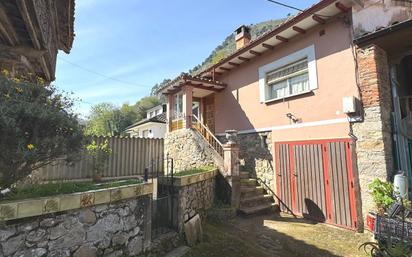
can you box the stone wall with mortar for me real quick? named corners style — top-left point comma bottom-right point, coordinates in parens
top-left (219, 131), bottom-right (275, 191)
top-left (0, 195), bottom-right (151, 257)
top-left (159, 175), bottom-right (215, 231)
top-left (164, 129), bottom-right (223, 172)
top-left (353, 44), bottom-right (393, 221)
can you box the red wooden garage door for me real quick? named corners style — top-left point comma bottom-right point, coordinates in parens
top-left (275, 139), bottom-right (358, 230)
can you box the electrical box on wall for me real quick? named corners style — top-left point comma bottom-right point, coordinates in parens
top-left (342, 96), bottom-right (357, 114)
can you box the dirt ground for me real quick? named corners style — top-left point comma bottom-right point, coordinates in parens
top-left (184, 214), bottom-right (373, 257)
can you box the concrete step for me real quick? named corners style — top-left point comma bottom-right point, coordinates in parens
top-left (240, 178), bottom-right (257, 186)
top-left (239, 202), bottom-right (277, 215)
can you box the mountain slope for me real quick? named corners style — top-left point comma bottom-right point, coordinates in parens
top-left (189, 18), bottom-right (286, 74)
top-left (151, 18), bottom-right (286, 95)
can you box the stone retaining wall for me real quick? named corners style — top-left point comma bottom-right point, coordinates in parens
top-left (159, 171), bottom-right (216, 231)
top-left (0, 195), bottom-right (151, 257)
top-left (164, 129), bottom-right (223, 172)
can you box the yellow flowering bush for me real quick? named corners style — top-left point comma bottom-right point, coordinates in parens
top-left (0, 71), bottom-right (84, 189)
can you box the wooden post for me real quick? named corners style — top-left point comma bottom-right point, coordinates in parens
top-left (183, 85), bottom-right (193, 129)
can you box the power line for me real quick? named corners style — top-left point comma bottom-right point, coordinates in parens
top-left (266, 0), bottom-right (334, 18)
top-left (58, 57), bottom-right (152, 89)
top-left (266, 0), bottom-right (303, 12)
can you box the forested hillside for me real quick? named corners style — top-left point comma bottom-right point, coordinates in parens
top-left (150, 18), bottom-right (286, 95)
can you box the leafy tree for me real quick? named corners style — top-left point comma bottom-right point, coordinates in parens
top-left (0, 73), bottom-right (84, 189)
top-left (84, 102), bottom-right (140, 136)
top-left (133, 96), bottom-right (161, 121)
top-left (84, 103), bottom-right (116, 136)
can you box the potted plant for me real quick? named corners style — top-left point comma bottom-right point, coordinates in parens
top-left (369, 179), bottom-right (396, 216)
top-left (86, 140), bottom-right (112, 182)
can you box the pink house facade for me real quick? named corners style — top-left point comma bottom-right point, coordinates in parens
top-left (159, 0), bottom-right (412, 232)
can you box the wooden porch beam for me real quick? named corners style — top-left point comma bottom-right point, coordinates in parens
top-left (292, 26), bottom-right (306, 34)
top-left (188, 82), bottom-right (223, 92)
top-left (17, 0), bottom-right (41, 49)
top-left (249, 50), bottom-right (261, 56)
top-left (228, 61), bottom-right (240, 67)
top-left (276, 35), bottom-right (288, 42)
top-left (220, 67), bottom-right (231, 71)
top-left (0, 6), bottom-right (20, 46)
top-left (335, 2), bottom-right (350, 13)
top-left (262, 43), bottom-right (274, 50)
top-left (238, 56), bottom-right (249, 62)
top-left (312, 15), bottom-right (326, 25)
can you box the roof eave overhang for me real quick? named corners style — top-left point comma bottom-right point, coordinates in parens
top-left (197, 0), bottom-right (355, 78)
top-left (160, 75), bottom-right (226, 95)
top-left (353, 19), bottom-right (412, 46)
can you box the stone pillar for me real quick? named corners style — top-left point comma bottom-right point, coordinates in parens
top-left (223, 130), bottom-right (240, 208)
top-left (352, 44), bottom-right (393, 224)
top-left (183, 85), bottom-right (193, 129)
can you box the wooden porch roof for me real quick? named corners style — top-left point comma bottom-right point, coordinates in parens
top-left (159, 73), bottom-right (226, 95)
top-left (0, 0), bottom-right (75, 81)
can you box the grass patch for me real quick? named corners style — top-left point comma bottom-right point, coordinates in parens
top-left (1, 179), bottom-right (142, 201)
top-left (174, 166), bottom-right (215, 177)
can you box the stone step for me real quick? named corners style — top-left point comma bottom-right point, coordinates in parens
top-left (240, 178), bottom-right (257, 186)
top-left (239, 202), bottom-right (277, 215)
top-left (240, 186), bottom-right (265, 198)
top-left (241, 194), bottom-right (272, 204)
top-left (240, 185), bottom-right (264, 193)
top-left (240, 194), bottom-right (273, 208)
top-left (165, 246), bottom-right (191, 257)
top-left (240, 172), bottom-right (250, 179)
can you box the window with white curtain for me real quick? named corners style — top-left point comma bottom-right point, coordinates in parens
top-left (267, 59), bottom-right (309, 100)
top-left (174, 93), bottom-right (183, 116)
top-left (258, 45), bottom-right (317, 103)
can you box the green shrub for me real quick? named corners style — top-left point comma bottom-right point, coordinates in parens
top-left (368, 178), bottom-right (395, 210)
top-left (0, 72), bottom-right (84, 190)
top-left (86, 140), bottom-right (112, 179)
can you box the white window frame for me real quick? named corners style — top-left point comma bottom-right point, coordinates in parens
top-left (258, 45), bottom-right (318, 103)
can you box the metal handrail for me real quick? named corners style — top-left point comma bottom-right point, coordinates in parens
top-left (191, 115), bottom-right (224, 157)
top-left (256, 177), bottom-right (296, 218)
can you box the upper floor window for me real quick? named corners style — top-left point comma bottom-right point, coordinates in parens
top-left (258, 45), bottom-right (318, 103)
top-left (267, 59), bottom-right (309, 100)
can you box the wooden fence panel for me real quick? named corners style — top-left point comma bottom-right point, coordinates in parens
top-left (35, 136), bottom-right (164, 181)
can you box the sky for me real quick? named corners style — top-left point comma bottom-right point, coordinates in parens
top-left (55, 0), bottom-right (318, 118)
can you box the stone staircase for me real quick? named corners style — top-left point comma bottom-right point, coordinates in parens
top-left (238, 171), bottom-right (279, 215)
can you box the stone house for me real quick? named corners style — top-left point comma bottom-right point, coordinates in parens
top-left (158, 0), bottom-right (412, 232)
top-left (0, 0), bottom-right (74, 82)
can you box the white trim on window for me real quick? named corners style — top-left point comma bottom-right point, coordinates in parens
top-left (258, 45), bottom-right (318, 103)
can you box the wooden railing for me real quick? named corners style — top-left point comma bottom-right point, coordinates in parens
top-left (191, 115), bottom-right (224, 157)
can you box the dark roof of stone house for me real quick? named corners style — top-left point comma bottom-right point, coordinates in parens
top-left (0, 0), bottom-right (75, 81)
top-left (126, 113), bottom-right (167, 130)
